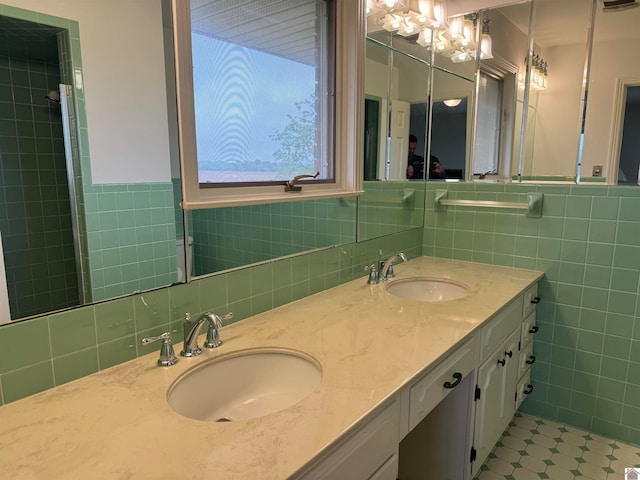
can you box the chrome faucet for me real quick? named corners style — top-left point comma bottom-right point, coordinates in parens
top-left (379, 252), bottom-right (408, 281)
top-left (181, 311), bottom-right (233, 357)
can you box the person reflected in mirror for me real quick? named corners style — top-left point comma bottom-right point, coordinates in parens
top-left (429, 156), bottom-right (447, 180)
top-left (406, 134), bottom-right (425, 180)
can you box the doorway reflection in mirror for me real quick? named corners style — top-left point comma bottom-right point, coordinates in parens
top-left (617, 85), bottom-right (640, 184)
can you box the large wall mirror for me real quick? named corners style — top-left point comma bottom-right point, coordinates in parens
top-left (4, 0), bottom-right (638, 326)
top-left (0, 0), bottom-right (361, 325)
top-left (0, 0), bottom-right (183, 322)
top-left (365, 0), bottom-right (640, 186)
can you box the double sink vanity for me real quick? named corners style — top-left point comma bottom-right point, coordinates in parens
top-left (0, 256), bottom-right (542, 479)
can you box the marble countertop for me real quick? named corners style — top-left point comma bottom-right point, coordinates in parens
top-left (0, 257), bottom-right (542, 479)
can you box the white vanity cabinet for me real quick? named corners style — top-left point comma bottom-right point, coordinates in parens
top-left (471, 284), bottom-right (539, 478)
top-left (473, 328), bottom-right (520, 475)
top-left (516, 283), bottom-right (539, 409)
top-left (398, 336), bottom-right (478, 480)
top-left (298, 281), bottom-right (541, 480)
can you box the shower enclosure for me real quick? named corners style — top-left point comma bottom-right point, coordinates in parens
top-left (0, 14), bottom-right (88, 320)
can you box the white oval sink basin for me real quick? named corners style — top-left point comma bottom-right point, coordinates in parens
top-left (167, 347), bottom-right (322, 422)
top-left (386, 277), bottom-right (471, 302)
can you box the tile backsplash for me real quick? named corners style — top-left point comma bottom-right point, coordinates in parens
top-left (424, 182), bottom-right (640, 446)
top-left (0, 227), bottom-right (422, 405)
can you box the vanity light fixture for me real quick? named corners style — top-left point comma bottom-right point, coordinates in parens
top-left (416, 0), bottom-right (437, 25)
top-left (516, 51), bottom-right (549, 91)
top-left (382, 13), bottom-right (403, 31)
top-left (366, 1), bottom-right (494, 65)
top-left (398, 16), bottom-right (419, 36)
top-left (479, 18), bottom-right (493, 59)
top-left (518, 53), bottom-right (549, 90)
top-left (448, 15), bottom-right (465, 41)
top-left (443, 98), bottom-right (462, 107)
top-left (432, 0), bottom-right (449, 29)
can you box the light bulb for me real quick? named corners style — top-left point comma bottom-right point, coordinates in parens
top-left (417, 0), bottom-right (436, 26)
top-left (433, 0), bottom-right (448, 29)
top-left (449, 15), bottom-right (464, 40)
top-left (416, 27), bottom-right (433, 47)
top-left (480, 33), bottom-right (493, 59)
top-left (382, 13), bottom-right (402, 31)
top-left (461, 19), bottom-right (475, 48)
top-left (450, 51), bottom-right (471, 63)
top-left (443, 98), bottom-right (462, 107)
top-left (398, 17), bottom-right (417, 36)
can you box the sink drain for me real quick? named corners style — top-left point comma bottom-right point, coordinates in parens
top-left (216, 417), bottom-right (232, 422)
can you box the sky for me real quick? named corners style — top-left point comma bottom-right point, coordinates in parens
top-left (191, 33), bottom-right (316, 177)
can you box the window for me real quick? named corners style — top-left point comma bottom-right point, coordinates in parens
top-left (173, 0), bottom-right (363, 208)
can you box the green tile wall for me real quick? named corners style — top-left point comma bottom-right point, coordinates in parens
top-left (359, 180), bottom-right (426, 241)
top-left (190, 197), bottom-right (357, 273)
top-left (0, 52), bottom-right (80, 319)
top-left (83, 183), bottom-right (178, 301)
top-left (0, 227), bottom-right (422, 406)
top-left (423, 182), bottom-right (640, 445)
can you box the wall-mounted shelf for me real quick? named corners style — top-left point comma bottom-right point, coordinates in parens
top-left (435, 190), bottom-right (544, 218)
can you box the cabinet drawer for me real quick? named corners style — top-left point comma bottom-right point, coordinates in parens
top-left (299, 400), bottom-right (399, 480)
top-left (521, 311), bottom-right (537, 350)
top-left (522, 284), bottom-right (539, 318)
top-left (409, 337), bottom-right (477, 431)
top-left (369, 454), bottom-right (398, 480)
top-left (481, 298), bottom-right (523, 361)
top-left (519, 341), bottom-right (535, 379)
top-left (516, 372), bottom-right (533, 409)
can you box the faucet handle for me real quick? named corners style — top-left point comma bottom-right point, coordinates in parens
top-left (386, 263), bottom-right (395, 278)
top-left (141, 332), bottom-right (178, 367)
top-left (364, 264), bottom-right (378, 284)
top-left (204, 312), bottom-right (233, 349)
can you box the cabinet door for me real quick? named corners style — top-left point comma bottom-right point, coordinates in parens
top-left (472, 329), bottom-right (520, 477)
top-left (503, 330), bottom-right (520, 423)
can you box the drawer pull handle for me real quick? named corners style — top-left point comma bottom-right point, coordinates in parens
top-left (528, 326), bottom-right (539, 334)
top-left (531, 296), bottom-right (540, 304)
top-left (526, 355), bottom-right (536, 365)
top-left (524, 384), bottom-right (534, 395)
top-left (497, 358), bottom-right (506, 367)
top-left (443, 372), bottom-right (463, 389)
top-left (505, 350), bottom-right (513, 358)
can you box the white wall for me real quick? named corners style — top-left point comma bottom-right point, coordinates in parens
top-left (3, 0), bottom-right (172, 184)
top-left (531, 43), bottom-right (585, 176)
top-left (582, 6), bottom-right (640, 180)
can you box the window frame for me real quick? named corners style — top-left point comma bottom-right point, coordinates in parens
top-left (171, 0), bottom-right (364, 210)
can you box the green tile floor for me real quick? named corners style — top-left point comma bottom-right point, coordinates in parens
top-left (475, 412), bottom-right (640, 480)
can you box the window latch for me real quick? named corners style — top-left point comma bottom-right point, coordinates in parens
top-left (284, 171), bottom-right (319, 192)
